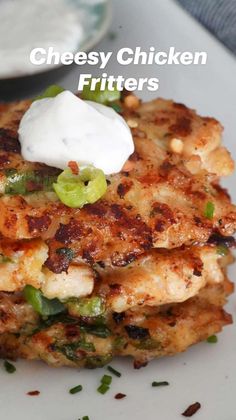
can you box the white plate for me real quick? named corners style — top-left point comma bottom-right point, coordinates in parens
top-left (1, 1), bottom-right (236, 419)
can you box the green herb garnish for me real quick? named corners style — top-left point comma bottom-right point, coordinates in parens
top-left (135, 338), bottom-right (160, 350)
top-left (97, 374), bottom-right (112, 394)
top-left (207, 335), bottom-right (218, 343)
top-left (107, 365), bottom-right (121, 377)
top-left (81, 80), bottom-right (120, 105)
top-left (35, 85), bottom-right (65, 101)
top-left (79, 416), bottom-right (89, 420)
top-left (4, 170), bottom-right (57, 195)
top-left (69, 384), bottom-right (83, 394)
top-left (204, 201), bottom-right (215, 220)
top-left (56, 340), bottom-right (95, 362)
top-left (67, 296), bottom-right (105, 318)
top-left (23, 285), bottom-right (65, 317)
top-left (4, 360), bottom-right (16, 373)
top-left (101, 374), bottom-right (112, 385)
top-left (217, 245), bottom-right (228, 256)
top-left (113, 336), bottom-right (126, 349)
top-left (53, 166), bottom-right (107, 209)
top-left (152, 381), bottom-right (169, 387)
top-left (97, 383), bottom-right (110, 394)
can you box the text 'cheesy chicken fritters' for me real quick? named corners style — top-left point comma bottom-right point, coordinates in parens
top-left (0, 93), bottom-right (234, 368)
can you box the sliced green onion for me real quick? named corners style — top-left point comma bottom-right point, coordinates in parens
top-left (101, 374), bottom-right (112, 386)
top-left (107, 365), bottom-right (121, 377)
top-left (207, 335), bottom-right (218, 343)
top-left (53, 166), bottom-right (107, 209)
top-left (4, 169), bottom-right (57, 195)
top-left (35, 85), bottom-right (65, 101)
top-left (152, 381), bottom-right (169, 387)
top-left (23, 285), bottom-right (65, 316)
top-left (217, 245), bottom-right (228, 256)
top-left (97, 374), bottom-right (112, 394)
top-left (69, 384), bottom-right (83, 394)
top-left (135, 338), bottom-right (160, 350)
top-left (81, 80), bottom-right (120, 105)
top-left (204, 201), bottom-right (215, 220)
top-left (4, 360), bottom-right (16, 373)
top-left (67, 296), bottom-right (105, 318)
top-left (97, 383), bottom-right (110, 394)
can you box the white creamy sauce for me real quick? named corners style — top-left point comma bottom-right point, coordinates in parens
top-left (18, 91), bottom-right (134, 175)
top-left (0, 0), bottom-right (84, 78)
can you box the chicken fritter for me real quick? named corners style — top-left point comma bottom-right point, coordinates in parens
top-left (94, 246), bottom-right (233, 312)
top-left (0, 238), bottom-right (232, 310)
top-left (0, 97), bottom-right (235, 272)
top-left (0, 278), bottom-right (232, 368)
top-left (123, 97), bottom-right (234, 177)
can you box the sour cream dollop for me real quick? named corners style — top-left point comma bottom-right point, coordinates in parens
top-left (18, 91), bottom-right (134, 175)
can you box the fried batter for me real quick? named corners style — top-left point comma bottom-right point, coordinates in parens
top-left (0, 279), bottom-right (232, 367)
top-left (0, 98), bottom-right (235, 271)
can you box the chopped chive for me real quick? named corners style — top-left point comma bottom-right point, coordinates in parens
top-left (107, 365), bottom-right (121, 377)
top-left (152, 381), bottom-right (169, 387)
top-left (204, 201), bottom-right (215, 220)
top-left (69, 384), bottom-right (83, 394)
top-left (207, 335), bottom-right (218, 343)
top-left (217, 245), bottom-right (228, 256)
top-left (4, 360), bottom-right (16, 373)
top-left (101, 374), bottom-right (112, 385)
top-left (97, 383), bottom-right (110, 394)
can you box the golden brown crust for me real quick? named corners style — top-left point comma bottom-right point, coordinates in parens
top-left (0, 279), bottom-right (232, 367)
top-left (0, 98), bottom-right (235, 271)
top-left (0, 238), bottom-right (232, 310)
top-left (94, 245), bottom-right (230, 312)
top-left (124, 97), bottom-right (234, 176)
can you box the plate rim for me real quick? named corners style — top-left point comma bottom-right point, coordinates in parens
top-left (0, 0), bottom-right (112, 82)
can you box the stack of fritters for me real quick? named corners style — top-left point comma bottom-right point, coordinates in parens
top-left (0, 94), bottom-right (235, 368)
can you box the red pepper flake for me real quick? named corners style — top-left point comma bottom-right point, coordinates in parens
top-left (68, 161), bottom-right (79, 175)
top-left (27, 390), bottom-right (40, 396)
top-left (115, 393), bottom-right (126, 400)
top-left (182, 402), bottom-right (201, 417)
